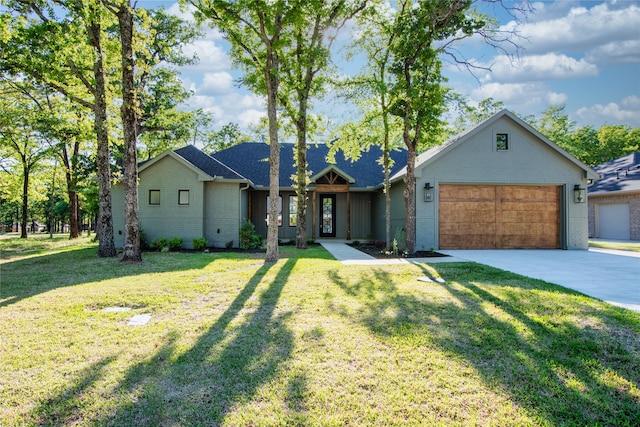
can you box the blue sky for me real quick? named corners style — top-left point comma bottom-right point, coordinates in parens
top-left (150, 0), bottom-right (640, 132)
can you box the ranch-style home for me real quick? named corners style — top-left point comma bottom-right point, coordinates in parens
top-left (112, 109), bottom-right (599, 250)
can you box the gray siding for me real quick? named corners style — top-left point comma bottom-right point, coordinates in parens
top-left (138, 156), bottom-right (205, 249)
top-left (414, 116), bottom-right (591, 250)
top-left (204, 182), bottom-right (242, 248)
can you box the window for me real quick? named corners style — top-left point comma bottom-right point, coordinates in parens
top-left (289, 196), bottom-right (297, 227)
top-left (149, 190), bottom-right (160, 205)
top-left (266, 196), bottom-right (283, 227)
top-left (496, 133), bottom-right (509, 151)
top-left (178, 190), bottom-right (190, 205)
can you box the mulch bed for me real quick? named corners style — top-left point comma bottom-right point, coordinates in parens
top-left (350, 244), bottom-right (449, 259)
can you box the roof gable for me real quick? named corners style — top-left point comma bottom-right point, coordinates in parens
top-left (139, 145), bottom-right (247, 182)
top-left (393, 109), bottom-right (598, 181)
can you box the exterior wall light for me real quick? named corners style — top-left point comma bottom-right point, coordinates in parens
top-left (424, 182), bottom-right (433, 202)
top-left (573, 184), bottom-right (586, 203)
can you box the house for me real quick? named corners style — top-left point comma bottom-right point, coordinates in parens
top-left (112, 109), bottom-right (598, 250)
top-left (588, 152), bottom-right (640, 240)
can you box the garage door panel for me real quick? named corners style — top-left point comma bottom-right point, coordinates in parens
top-left (439, 184), bottom-right (560, 249)
top-left (501, 210), bottom-right (558, 223)
top-left (500, 186), bottom-right (559, 201)
top-left (439, 223), bottom-right (496, 234)
top-left (439, 185), bottom-right (495, 201)
top-left (440, 234), bottom-right (495, 249)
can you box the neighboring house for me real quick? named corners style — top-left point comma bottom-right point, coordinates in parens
top-left (588, 152), bottom-right (640, 240)
top-left (112, 109), bottom-right (598, 250)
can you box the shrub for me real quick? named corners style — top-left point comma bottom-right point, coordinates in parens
top-left (139, 227), bottom-right (150, 250)
top-left (168, 237), bottom-right (183, 251)
top-left (239, 220), bottom-right (262, 250)
top-left (151, 238), bottom-right (167, 251)
top-left (192, 238), bottom-right (207, 251)
top-left (393, 227), bottom-right (406, 251)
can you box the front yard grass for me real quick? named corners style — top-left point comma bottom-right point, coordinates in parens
top-left (1, 237), bottom-right (639, 426)
top-left (589, 239), bottom-right (640, 252)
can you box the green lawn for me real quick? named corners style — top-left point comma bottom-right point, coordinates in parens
top-left (1, 237), bottom-right (639, 426)
top-left (590, 239), bottom-right (640, 252)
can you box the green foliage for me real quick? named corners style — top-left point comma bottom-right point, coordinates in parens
top-left (151, 238), bottom-right (168, 251)
top-left (393, 227), bottom-right (406, 252)
top-left (239, 219), bottom-right (262, 250)
top-left (535, 105), bottom-right (639, 166)
top-left (168, 237), bottom-right (183, 251)
top-left (192, 237), bottom-right (207, 251)
top-left (202, 122), bottom-right (250, 153)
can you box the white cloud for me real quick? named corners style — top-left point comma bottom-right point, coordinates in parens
top-left (181, 39), bottom-right (230, 72)
top-left (481, 53), bottom-right (598, 83)
top-left (237, 109), bottom-right (267, 129)
top-left (576, 96), bottom-right (640, 126)
top-left (509, 2), bottom-right (640, 60)
top-left (471, 82), bottom-right (567, 111)
top-left (201, 72), bottom-right (234, 95)
top-left (586, 39), bottom-right (640, 64)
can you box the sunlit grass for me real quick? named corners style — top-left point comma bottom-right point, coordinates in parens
top-left (589, 239), bottom-right (640, 252)
top-left (1, 238), bottom-right (638, 426)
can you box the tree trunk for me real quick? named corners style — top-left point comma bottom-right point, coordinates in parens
top-left (20, 162), bottom-right (28, 239)
top-left (295, 114), bottom-right (308, 250)
top-left (88, 19), bottom-right (116, 257)
top-left (118, 2), bottom-right (142, 263)
top-left (264, 43), bottom-right (280, 264)
top-left (404, 143), bottom-right (416, 254)
top-left (61, 144), bottom-right (80, 239)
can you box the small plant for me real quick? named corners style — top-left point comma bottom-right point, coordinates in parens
top-left (392, 238), bottom-right (399, 256)
top-left (239, 219), bottom-right (262, 250)
top-left (393, 227), bottom-right (406, 252)
top-left (139, 227), bottom-right (150, 250)
top-left (225, 240), bottom-right (234, 249)
top-left (151, 238), bottom-right (167, 251)
top-left (192, 237), bottom-right (207, 251)
top-left (168, 237), bottom-right (183, 251)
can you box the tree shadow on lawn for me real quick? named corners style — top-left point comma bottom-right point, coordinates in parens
top-left (96, 258), bottom-right (298, 426)
top-left (0, 247), bottom-right (259, 308)
top-left (327, 264), bottom-right (640, 426)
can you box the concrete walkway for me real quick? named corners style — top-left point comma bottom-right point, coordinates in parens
top-left (319, 242), bottom-right (463, 266)
top-left (320, 242), bottom-right (640, 313)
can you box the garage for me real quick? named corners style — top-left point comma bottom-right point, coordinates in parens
top-left (597, 204), bottom-right (630, 240)
top-left (439, 184), bottom-right (561, 249)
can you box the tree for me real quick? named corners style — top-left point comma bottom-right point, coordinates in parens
top-left (203, 122), bottom-right (250, 153)
top-left (188, 0), bottom-right (305, 263)
top-left (1, 0), bottom-right (118, 256)
top-left (0, 79), bottom-right (53, 238)
top-left (332, 3), bottom-right (402, 249)
top-left (277, 0), bottom-right (369, 250)
top-left (388, 1), bottom-right (474, 253)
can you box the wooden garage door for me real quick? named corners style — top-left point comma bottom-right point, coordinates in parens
top-left (439, 185), bottom-right (560, 249)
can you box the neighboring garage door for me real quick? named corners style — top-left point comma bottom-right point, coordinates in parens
top-left (598, 204), bottom-right (630, 240)
top-left (439, 185), bottom-right (561, 249)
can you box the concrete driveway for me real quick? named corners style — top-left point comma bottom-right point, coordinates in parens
top-left (440, 249), bottom-right (640, 312)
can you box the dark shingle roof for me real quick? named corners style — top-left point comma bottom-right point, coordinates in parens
top-left (173, 145), bottom-right (246, 180)
top-left (588, 152), bottom-right (640, 195)
top-left (210, 142), bottom-right (407, 189)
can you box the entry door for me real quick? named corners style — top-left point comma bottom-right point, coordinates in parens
top-left (320, 195), bottom-right (336, 237)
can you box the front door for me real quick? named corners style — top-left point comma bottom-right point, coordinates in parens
top-left (320, 195), bottom-right (336, 237)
